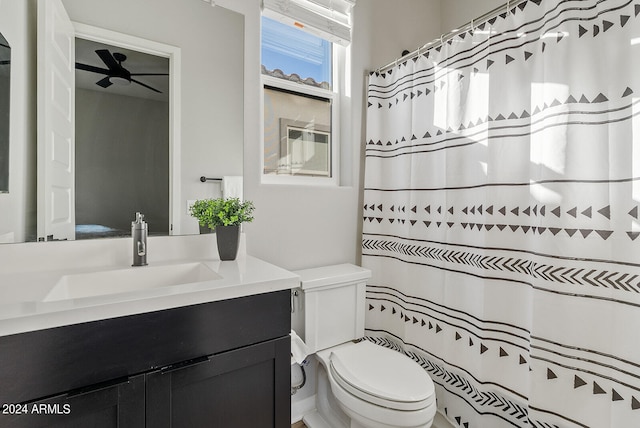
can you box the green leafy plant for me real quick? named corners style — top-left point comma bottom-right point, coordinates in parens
top-left (189, 198), bottom-right (255, 230)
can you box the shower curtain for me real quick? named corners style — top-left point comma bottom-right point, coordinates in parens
top-left (362, 0), bottom-right (640, 427)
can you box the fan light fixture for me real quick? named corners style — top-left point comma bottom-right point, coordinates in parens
top-left (76, 49), bottom-right (168, 94)
top-left (109, 76), bottom-right (131, 86)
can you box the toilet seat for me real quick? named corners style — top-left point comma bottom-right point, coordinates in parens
top-left (328, 341), bottom-right (435, 411)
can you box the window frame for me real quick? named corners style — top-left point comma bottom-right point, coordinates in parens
top-left (260, 27), bottom-right (343, 187)
top-left (280, 118), bottom-right (331, 177)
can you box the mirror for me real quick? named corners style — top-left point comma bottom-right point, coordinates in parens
top-left (0, 0), bottom-right (244, 244)
top-left (0, 31), bottom-right (9, 193)
top-left (73, 36), bottom-right (171, 239)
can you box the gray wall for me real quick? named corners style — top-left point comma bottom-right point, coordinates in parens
top-left (75, 89), bottom-right (169, 233)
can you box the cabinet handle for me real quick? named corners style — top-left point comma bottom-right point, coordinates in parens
top-left (65, 375), bottom-right (131, 398)
top-left (159, 355), bottom-right (211, 374)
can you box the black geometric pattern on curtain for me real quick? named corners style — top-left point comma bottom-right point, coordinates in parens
top-left (363, 0), bottom-right (640, 427)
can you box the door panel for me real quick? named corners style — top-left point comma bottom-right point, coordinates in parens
top-left (37, 0), bottom-right (75, 241)
top-left (0, 375), bottom-right (144, 428)
top-left (146, 337), bottom-right (291, 428)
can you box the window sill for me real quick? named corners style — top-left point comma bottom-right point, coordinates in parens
top-left (260, 173), bottom-right (339, 187)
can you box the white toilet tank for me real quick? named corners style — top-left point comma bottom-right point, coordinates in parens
top-left (295, 264), bottom-right (372, 354)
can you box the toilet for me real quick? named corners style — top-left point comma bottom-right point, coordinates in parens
top-left (294, 264), bottom-right (436, 428)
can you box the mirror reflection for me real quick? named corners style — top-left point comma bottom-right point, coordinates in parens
top-left (0, 0), bottom-right (244, 244)
top-left (75, 38), bottom-right (170, 239)
top-left (0, 31), bottom-right (9, 193)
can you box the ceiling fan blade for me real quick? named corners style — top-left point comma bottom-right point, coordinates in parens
top-left (130, 72), bottom-right (169, 76)
top-left (131, 78), bottom-right (162, 93)
top-left (75, 62), bottom-right (110, 75)
top-left (95, 49), bottom-right (120, 70)
top-left (96, 76), bottom-right (113, 88)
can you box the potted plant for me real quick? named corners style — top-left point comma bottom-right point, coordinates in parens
top-left (189, 197), bottom-right (255, 260)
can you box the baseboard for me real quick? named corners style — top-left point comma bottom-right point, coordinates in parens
top-left (291, 394), bottom-right (317, 424)
top-left (303, 410), bottom-right (334, 428)
top-left (433, 410), bottom-right (455, 428)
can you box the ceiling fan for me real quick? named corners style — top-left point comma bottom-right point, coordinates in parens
top-left (75, 49), bottom-right (168, 93)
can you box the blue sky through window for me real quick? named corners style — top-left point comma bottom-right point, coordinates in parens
top-left (261, 16), bottom-right (332, 87)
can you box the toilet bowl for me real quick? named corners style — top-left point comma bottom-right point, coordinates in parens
top-left (295, 264), bottom-right (436, 428)
top-left (317, 341), bottom-right (436, 428)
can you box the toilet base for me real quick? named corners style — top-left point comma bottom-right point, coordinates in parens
top-left (307, 353), bottom-right (435, 428)
top-left (336, 397), bottom-right (434, 428)
top-left (304, 362), bottom-right (350, 428)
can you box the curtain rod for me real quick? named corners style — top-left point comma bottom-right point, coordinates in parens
top-left (376, 0), bottom-right (529, 73)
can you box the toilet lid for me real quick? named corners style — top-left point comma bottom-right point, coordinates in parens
top-left (329, 341), bottom-right (435, 411)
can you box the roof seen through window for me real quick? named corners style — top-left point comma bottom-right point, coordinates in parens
top-left (261, 16), bottom-right (332, 88)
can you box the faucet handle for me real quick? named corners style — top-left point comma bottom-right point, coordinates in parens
top-left (134, 212), bottom-right (145, 224)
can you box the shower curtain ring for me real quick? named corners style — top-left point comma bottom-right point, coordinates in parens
top-left (507, 0), bottom-right (510, 14)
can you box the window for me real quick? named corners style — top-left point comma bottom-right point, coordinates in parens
top-left (261, 16), bottom-right (332, 89)
top-left (281, 118), bottom-right (331, 176)
top-left (286, 127), bottom-right (330, 171)
top-left (261, 0), bottom-right (354, 184)
top-left (262, 17), bottom-right (336, 181)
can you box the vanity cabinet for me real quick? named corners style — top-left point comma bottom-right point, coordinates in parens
top-left (146, 336), bottom-right (289, 427)
top-left (0, 290), bottom-right (291, 427)
top-left (2, 375), bottom-right (145, 428)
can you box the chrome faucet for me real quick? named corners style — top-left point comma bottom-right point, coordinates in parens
top-left (132, 212), bottom-right (148, 266)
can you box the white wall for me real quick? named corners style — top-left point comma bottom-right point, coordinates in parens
top-left (0, 0), bottom-right (511, 266)
top-left (440, 0), bottom-right (506, 34)
top-left (363, 0), bottom-right (441, 70)
top-left (0, 0), bottom-right (36, 243)
top-left (211, 0), bottom-right (352, 270)
top-left (211, 0), bottom-right (445, 271)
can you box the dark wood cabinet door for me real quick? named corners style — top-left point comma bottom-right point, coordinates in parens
top-left (0, 375), bottom-right (145, 428)
top-left (146, 336), bottom-right (290, 428)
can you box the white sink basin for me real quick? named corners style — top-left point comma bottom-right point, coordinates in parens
top-left (43, 262), bottom-right (221, 302)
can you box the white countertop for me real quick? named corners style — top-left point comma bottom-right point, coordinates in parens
top-left (0, 235), bottom-right (300, 337)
